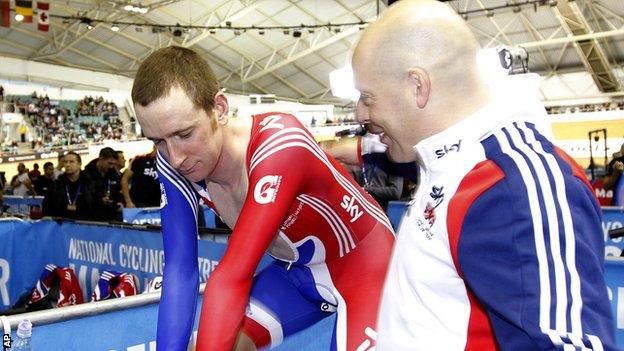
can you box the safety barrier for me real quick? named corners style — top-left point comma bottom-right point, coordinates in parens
top-left (0, 218), bottom-right (330, 350)
top-left (122, 205), bottom-right (216, 227)
top-left (2, 195), bottom-right (43, 217)
top-left (0, 284), bottom-right (335, 351)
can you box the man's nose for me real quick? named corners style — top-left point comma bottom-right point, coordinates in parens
top-left (166, 141), bottom-right (185, 169)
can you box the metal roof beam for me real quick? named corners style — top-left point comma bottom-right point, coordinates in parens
top-left (474, 0), bottom-right (513, 46)
top-left (250, 7), bottom-right (333, 89)
top-left (551, 0), bottom-right (618, 92)
top-left (519, 27), bottom-right (624, 48)
top-left (182, 0), bottom-right (264, 48)
top-left (241, 1), bottom-right (375, 71)
top-left (519, 13), bottom-right (555, 73)
top-left (242, 26), bottom-right (361, 83)
top-left (159, 4), bottom-right (306, 96)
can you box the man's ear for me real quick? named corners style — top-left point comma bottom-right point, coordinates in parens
top-left (213, 91), bottom-right (230, 125)
top-left (408, 67), bottom-right (430, 109)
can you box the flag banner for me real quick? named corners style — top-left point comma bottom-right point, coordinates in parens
top-left (15, 0), bottom-right (33, 23)
top-left (0, 0), bottom-right (9, 27)
top-left (37, 1), bottom-right (48, 31)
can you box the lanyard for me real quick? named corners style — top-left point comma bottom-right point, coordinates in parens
top-left (362, 161), bottom-right (376, 186)
top-left (65, 182), bottom-right (82, 205)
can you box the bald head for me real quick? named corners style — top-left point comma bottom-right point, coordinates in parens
top-left (354, 0), bottom-right (481, 88)
top-left (351, 0), bottom-right (491, 163)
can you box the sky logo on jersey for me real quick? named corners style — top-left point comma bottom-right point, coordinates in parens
top-left (341, 195), bottom-right (363, 223)
top-left (143, 167), bottom-right (158, 179)
top-left (254, 175), bottom-right (282, 204)
top-left (259, 115), bottom-right (284, 133)
top-left (159, 183), bottom-right (167, 209)
top-left (435, 139), bottom-right (462, 158)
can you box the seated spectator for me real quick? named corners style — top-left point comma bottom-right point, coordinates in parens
top-left (42, 152), bottom-right (97, 220)
top-left (121, 147), bottom-right (159, 208)
top-left (34, 162), bottom-right (55, 197)
top-left (85, 147), bottom-right (123, 221)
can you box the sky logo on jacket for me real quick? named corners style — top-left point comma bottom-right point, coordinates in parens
top-left (435, 140), bottom-right (462, 158)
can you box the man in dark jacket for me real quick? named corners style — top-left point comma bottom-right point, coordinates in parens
top-left (85, 147), bottom-right (123, 221)
top-left (43, 152), bottom-right (97, 220)
top-left (34, 162), bottom-right (55, 197)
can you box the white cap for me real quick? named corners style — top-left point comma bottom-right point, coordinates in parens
top-left (17, 319), bottom-right (32, 338)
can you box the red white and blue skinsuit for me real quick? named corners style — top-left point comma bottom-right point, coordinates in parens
top-left (156, 112), bottom-right (395, 350)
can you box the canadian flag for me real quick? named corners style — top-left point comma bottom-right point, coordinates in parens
top-left (37, 1), bottom-right (49, 32)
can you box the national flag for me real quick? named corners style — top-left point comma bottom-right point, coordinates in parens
top-left (0, 0), bottom-right (10, 28)
top-left (16, 0), bottom-right (33, 23)
top-left (37, 1), bottom-right (49, 31)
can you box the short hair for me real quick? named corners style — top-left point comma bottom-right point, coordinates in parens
top-left (115, 150), bottom-right (124, 159)
top-left (43, 162), bottom-right (54, 169)
top-left (131, 46), bottom-right (220, 113)
top-left (65, 151), bottom-right (81, 163)
top-left (99, 147), bottom-right (116, 160)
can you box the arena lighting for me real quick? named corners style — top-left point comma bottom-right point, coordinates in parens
top-left (14, 14), bottom-right (24, 22)
top-left (46, 13), bottom-right (369, 35)
top-left (111, 23), bottom-right (120, 32)
top-left (80, 16), bottom-right (94, 29)
top-left (123, 3), bottom-right (148, 13)
top-left (499, 46), bottom-right (529, 75)
top-left (329, 66), bottom-right (360, 101)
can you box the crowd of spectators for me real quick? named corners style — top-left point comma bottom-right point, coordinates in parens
top-left (3, 92), bottom-right (125, 149)
top-left (546, 102), bottom-right (624, 114)
top-left (0, 146), bottom-right (161, 223)
top-left (76, 95), bottom-right (119, 118)
top-left (0, 148), bottom-right (125, 222)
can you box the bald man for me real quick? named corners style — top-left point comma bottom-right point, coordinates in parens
top-left (353, 1), bottom-right (616, 350)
